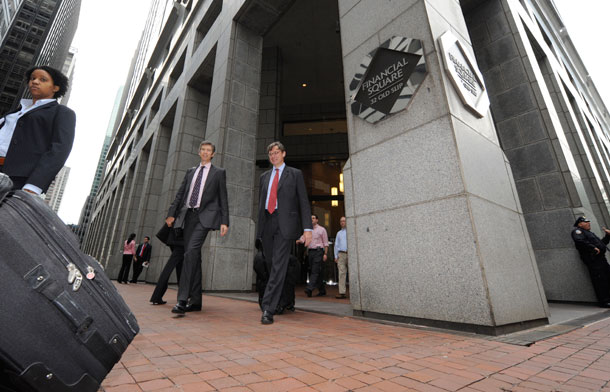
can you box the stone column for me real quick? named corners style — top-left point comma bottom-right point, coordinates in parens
top-left (464, 0), bottom-right (600, 302)
top-left (196, 21), bottom-right (262, 290)
top-left (339, 0), bottom-right (548, 333)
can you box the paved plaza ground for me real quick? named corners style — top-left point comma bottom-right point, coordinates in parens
top-left (100, 283), bottom-right (610, 392)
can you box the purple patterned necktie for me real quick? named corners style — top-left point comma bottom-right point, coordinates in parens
top-left (189, 166), bottom-right (205, 208)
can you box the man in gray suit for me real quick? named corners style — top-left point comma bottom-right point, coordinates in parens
top-left (257, 141), bottom-right (312, 324)
top-left (166, 141), bottom-right (229, 314)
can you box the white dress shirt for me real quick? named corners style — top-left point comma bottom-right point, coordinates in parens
top-left (186, 162), bottom-right (211, 208)
top-left (265, 163), bottom-right (285, 211)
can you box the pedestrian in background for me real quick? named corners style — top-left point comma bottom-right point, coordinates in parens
top-left (300, 214), bottom-right (329, 298)
top-left (571, 216), bottom-right (610, 308)
top-left (334, 216), bottom-right (348, 299)
top-left (118, 233), bottom-right (136, 284)
top-left (0, 66), bottom-right (75, 193)
top-left (150, 225), bottom-right (184, 305)
top-left (131, 236), bottom-right (152, 283)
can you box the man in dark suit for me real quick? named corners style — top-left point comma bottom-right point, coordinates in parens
top-left (257, 141), bottom-right (312, 324)
top-left (166, 141), bottom-right (229, 314)
top-left (0, 66), bottom-right (75, 194)
top-left (131, 236), bottom-right (152, 283)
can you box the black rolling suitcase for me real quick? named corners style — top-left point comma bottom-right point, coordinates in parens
top-left (0, 174), bottom-right (139, 392)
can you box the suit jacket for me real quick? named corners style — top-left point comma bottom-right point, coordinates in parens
top-left (135, 243), bottom-right (152, 262)
top-left (167, 164), bottom-right (229, 229)
top-left (1, 101), bottom-right (76, 192)
top-left (257, 165), bottom-right (312, 240)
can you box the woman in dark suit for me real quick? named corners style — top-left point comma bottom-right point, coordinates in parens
top-left (0, 66), bottom-right (75, 194)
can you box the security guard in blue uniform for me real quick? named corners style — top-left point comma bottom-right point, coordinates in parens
top-left (571, 216), bottom-right (610, 307)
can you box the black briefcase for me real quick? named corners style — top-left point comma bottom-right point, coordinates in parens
top-left (0, 174), bottom-right (139, 392)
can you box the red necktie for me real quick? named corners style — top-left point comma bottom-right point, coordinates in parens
top-left (140, 244), bottom-right (145, 257)
top-left (267, 169), bottom-right (279, 214)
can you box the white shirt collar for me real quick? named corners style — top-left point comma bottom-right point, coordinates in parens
top-left (19, 98), bottom-right (56, 111)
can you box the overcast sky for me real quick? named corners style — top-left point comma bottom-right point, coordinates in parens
top-left (57, 0), bottom-right (152, 223)
top-left (553, 0), bottom-right (610, 106)
top-left (56, 0), bottom-right (610, 223)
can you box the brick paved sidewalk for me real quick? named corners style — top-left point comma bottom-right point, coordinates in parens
top-left (101, 283), bottom-right (610, 392)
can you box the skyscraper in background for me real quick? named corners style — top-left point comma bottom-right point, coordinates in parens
top-left (44, 165), bottom-right (69, 213)
top-left (75, 86), bottom-right (124, 244)
top-left (59, 45), bottom-right (76, 103)
top-left (0, 0), bottom-right (81, 114)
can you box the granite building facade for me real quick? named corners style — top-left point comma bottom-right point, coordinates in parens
top-left (83, 0), bottom-right (610, 333)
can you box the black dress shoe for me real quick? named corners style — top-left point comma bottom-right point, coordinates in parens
top-left (304, 289), bottom-right (312, 297)
top-left (172, 302), bottom-right (186, 314)
top-left (261, 311), bottom-right (274, 325)
top-left (185, 304), bottom-right (202, 312)
top-left (335, 294), bottom-right (346, 299)
top-left (151, 300), bottom-right (167, 305)
top-left (599, 302), bottom-right (610, 308)
top-left (315, 292), bottom-right (326, 297)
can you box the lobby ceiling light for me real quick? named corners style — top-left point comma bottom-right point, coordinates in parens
top-left (331, 187), bottom-right (338, 207)
top-left (301, 83), bottom-right (307, 87)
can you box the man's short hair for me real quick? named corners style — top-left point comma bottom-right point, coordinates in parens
top-left (199, 140), bottom-right (216, 153)
top-left (144, 236), bottom-right (150, 240)
top-left (312, 214), bottom-right (319, 219)
top-left (267, 141), bottom-right (285, 152)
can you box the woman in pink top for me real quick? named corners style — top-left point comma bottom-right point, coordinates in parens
top-left (117, 233), bottom-right (136, 283)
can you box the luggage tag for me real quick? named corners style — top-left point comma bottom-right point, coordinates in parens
top-left (86, 266), bottom-right (96, 280)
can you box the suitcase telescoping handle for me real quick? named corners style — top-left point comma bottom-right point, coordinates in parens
top-left (23, 264), bottom-right (127, 370)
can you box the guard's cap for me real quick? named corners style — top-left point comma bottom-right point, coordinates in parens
top-left (574, 216), bottom-right (590, 227)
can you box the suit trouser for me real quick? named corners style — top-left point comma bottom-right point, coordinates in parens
top-left (131, 259), bottom-right (144, 282)
top-left (150, 245), bottom-right (184, 303)
top-left (306, 249), bottom-right (325, 294)
top-left (261, 211), bottom-right (293, 315)
top-left (336, 252), bottom-right (348, 295)
top-left (178, 209), bottom-right (209, 305)
top-left (118, 254), bottom-right (132, 282)
top-left (586, 258), bottom-right (610, 303)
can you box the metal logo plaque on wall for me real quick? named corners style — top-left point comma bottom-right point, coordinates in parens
top-left (349, 36), bottom-right (427, 124)
top-left (438, 31), bottom-right (489, 117)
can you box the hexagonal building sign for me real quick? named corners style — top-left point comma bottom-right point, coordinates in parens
top-left (349, 36), bottom-right (427, 124)
top-left (437, 31), bottom-right (489, 117)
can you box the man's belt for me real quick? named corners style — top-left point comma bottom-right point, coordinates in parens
top-left (308, 247), bottom-right (324, 251)
top-left (0, 157), bottom-right (4, 166)
top-left (338, 250), bottom-right (347, 254)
